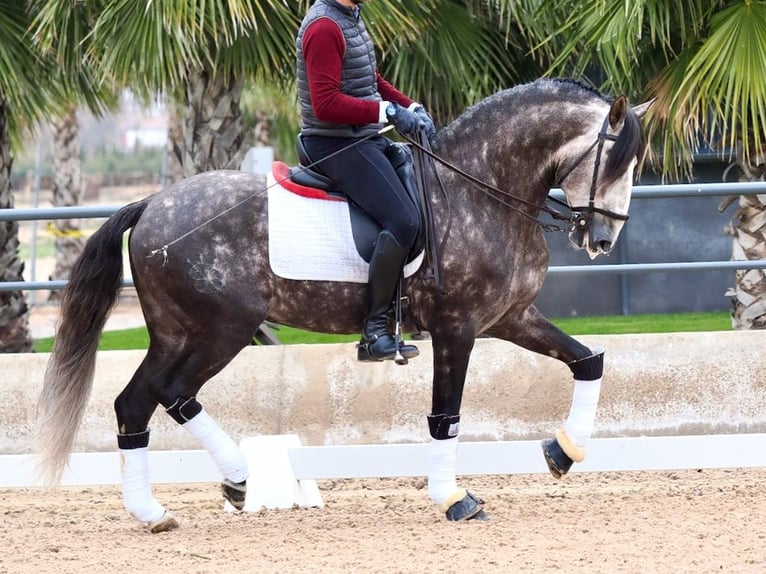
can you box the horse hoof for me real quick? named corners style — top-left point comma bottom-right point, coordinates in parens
top-left (541, 437), bottom-right (574, 479)
top-left (147, 512), bottom-right (179, 533)
top-left (221, 478), bottom-right (247, 510)
top-left (444, 490), bottom-right (486, 521)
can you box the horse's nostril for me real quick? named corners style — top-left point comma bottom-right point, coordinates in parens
top-left (597, 239), bottom-right (612, 252)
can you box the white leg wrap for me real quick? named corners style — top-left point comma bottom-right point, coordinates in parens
top-left (563, 377), bottom-right (602, 447)
top-left (183, 408), bottom-right (248, 483)
top-left (120, 447), bottom-right (166, 524)
top-left (428, 437), bottom-right (459, 506)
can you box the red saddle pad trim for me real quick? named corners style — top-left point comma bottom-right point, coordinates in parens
top-left (272, 161), bottom-right (345, 202)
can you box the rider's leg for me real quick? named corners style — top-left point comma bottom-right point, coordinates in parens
top-left (302, 135), bottom-right (421, 361)
top-left (359, 229), bottom-right (419, 361)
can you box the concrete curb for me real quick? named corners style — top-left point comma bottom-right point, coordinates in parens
top-left (3, 331), bottom-right (765, 455)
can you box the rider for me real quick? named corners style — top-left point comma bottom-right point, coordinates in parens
top-left (296, 0), bottom-right (436, 362)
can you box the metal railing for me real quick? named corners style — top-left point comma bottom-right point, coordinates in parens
top-left (1, 181), bottom-right (765, 292)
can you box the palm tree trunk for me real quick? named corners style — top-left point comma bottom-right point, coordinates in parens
top-left (169, 70), bottom-right (255, 176)
top-left (723, 147), bottom-right (766, 329)
top-left (48, 104), bottom-right (85, 302)
top-left (0, 93), bottom-right (32, 352)
top-left (251, 108), bottom-right (273, 148)
top-left (164, 100), bottom-right (186, 187)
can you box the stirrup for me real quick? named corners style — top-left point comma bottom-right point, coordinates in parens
top-left (357, 333), bottom-right (419, 363)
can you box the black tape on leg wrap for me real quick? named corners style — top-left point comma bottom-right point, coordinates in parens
top-left (117, 429), bottom-right (150, 450)
top-left (567, 350), bottom-right (605, 380)
top-left (165, 396), bottom-right (203, 424)
top-left (427, 414), bottom-right (461, 440)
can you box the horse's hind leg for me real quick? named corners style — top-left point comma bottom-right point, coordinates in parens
top-left (115, 334), bottom-right (251, 531)
top-left (485, 305), bottom-right (605, 478)
top-left (115, 349), bottom-right (178, 532)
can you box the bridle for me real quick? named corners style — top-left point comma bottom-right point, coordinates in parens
top-left (551, 114), bottom-right (630, 232)
top-left (405, 110), bottom-right (631, 234)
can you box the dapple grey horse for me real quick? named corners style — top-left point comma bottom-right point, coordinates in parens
top-left (38, 78), bottom-right (650, 531)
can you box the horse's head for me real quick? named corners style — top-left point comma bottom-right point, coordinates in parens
top-left (557, 96), bottom-right (652, 259)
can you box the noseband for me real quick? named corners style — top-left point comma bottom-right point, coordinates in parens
top-left (555, 114), bottom-right (630, 232)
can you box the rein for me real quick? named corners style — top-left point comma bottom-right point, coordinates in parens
top-left (404, 111), bottom-right (628, 234)
top-left (149, 112), bottom-right (627, 261)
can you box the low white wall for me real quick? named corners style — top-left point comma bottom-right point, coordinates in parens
top-left (2, 331), bottom-right (765, 455)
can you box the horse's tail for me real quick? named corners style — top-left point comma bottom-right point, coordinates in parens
top-left (36, 200), bottom-right (148, 485)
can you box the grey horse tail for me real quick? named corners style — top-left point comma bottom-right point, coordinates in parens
top-left (36, 200), bottom-right (148, 485)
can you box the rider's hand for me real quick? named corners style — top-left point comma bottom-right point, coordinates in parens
top-left (411, 105), bottom-right (436, 142)
top-left (385, 102), bottom-right (423, 137)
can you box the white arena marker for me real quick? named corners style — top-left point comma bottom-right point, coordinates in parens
top-left (226, 434), bottom-right (323, 512)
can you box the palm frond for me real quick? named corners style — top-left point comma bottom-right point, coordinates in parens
top-left (646, 2), bottom-right (766, 178)
top-left (0, 1), bottom-right (63, 141)
top-left (376, 1), bottom-right (541, 123)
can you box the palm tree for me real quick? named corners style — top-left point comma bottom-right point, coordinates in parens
top-left (370, 1), bottom-right (545, 124)
top-left (514, 0), bottom-right (766, 329)
top-left (0, 91), bottom-right (33, 352)
top-left (89, 1), bottom-right (301, 176)
top-left (47, 104), bottom-right (85, 301)
top-left (0, 1), bottom-right (62, 352)
top-left (30, 3), bottom-right (120, 299)
top-left (722, 145), bottom-right (766, 328)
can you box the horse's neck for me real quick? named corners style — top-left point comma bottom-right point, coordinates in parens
top-left (426, 138), bottom-right (553, 224)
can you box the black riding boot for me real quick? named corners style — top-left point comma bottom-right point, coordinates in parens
top-left (357, 230), bottom-right (419, 362)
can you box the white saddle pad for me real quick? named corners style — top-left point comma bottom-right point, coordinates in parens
top-left (267, 169), bottom-right (424, 283)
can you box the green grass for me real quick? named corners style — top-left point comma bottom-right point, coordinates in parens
top-left (34, 327), bottom-right (150, 353)
top-left (549, 311), bottom-right (731, 335)
top-left (32, 311), bottom-right (731, 352)
top-left (263, 325), bottom-right (360, 345)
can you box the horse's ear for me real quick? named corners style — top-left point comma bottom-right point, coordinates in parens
top-left (631, 98), bottom-right (656, 120)
top-left (609, 96), bottom-right (628, 129)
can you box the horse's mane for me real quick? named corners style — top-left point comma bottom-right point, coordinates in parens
top-left (548, 77), bottom-right (606, 101)
top-left (545, 79), bottom-right (646, 182)
top-left (443, 78), bottom-right (644, 182)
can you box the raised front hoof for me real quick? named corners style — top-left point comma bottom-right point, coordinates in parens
top-left (221, 478), bottom-right (247, 511)
top-left (147, 512), bottom-right (179, 533)
top-left (356, 336), bottom-right (419, 363)
top-left (541, 437), bottom-right (574, 479)
top-left (444, 490), bottom-right (487, 522)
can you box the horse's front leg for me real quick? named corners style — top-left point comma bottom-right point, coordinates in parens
top-left (485, 305), bottom-right (604, 478)
top-left (428, 325), bottom-right (487, 521)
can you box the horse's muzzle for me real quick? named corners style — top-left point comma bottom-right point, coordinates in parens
top-left (569, 226), bottom-right (615, 259)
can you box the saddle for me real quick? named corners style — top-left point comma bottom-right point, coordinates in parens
top-left (285, 135), bottom-right (427, 264)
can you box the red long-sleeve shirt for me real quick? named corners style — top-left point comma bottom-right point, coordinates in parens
top-left (302, 17), bottom-right (413, 126)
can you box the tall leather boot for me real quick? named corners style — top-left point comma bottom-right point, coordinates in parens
top-left (357, 230), bottom-right (419, 362)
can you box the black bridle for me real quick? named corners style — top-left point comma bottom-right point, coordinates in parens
top-left (551, 114), bottom-right (630, 232)
top-left (405, 111), bottom-right (631, 234)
